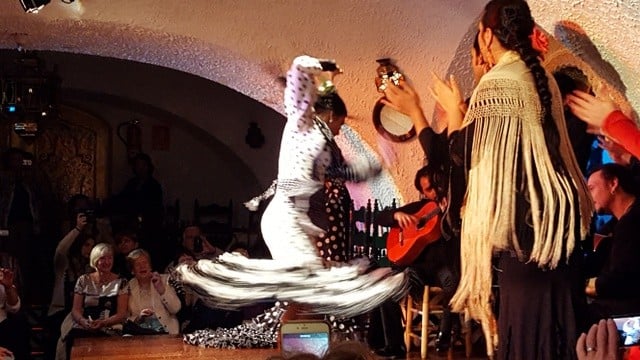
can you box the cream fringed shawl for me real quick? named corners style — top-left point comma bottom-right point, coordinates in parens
top-left (449, 51), bottom-right (593, 355)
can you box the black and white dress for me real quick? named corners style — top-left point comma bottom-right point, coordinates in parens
top-left (175, 55), bottom-right (407, 319)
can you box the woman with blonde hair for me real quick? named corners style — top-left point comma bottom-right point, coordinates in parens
top-left (56, 243), bottom-right (129, 360)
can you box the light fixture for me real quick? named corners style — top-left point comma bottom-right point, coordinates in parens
top-left (0, 50), bottom-right (61, 137)
top-left (19, 0), bottom-right (51, 13)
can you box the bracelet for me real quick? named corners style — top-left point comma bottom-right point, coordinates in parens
top-left (74, 227), bottom-right (82, 232)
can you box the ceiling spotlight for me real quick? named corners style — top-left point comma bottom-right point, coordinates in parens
top-left (19, 0), bottom-right (51, 13)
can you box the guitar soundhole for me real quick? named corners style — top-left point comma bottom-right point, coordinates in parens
top-left (416, 218), bottom-right (427, 229)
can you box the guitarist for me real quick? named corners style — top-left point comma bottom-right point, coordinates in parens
top-left (368, 164), bottom-right (460, 357)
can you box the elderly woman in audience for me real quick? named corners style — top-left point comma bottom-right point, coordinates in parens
top-left (126, 249), bottom-right (181, 334)
top-left (56, 243), bottom-right (128, 360)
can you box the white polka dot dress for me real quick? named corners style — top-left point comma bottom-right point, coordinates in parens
top-left (260, 55), bottom-right (329, 265)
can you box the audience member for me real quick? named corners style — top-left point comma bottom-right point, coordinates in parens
top-left (126, 249), bottom-right (180, 335)
top-left (56, 243), bottom-right (128, 360)
top-left (47, 211), bottom-right (95, 360)
top-left (179, 225), bottom-right (222, 260)
top-left (576, 319), bottom-right (620, 360)
top-left (567, 89), bottom-right (640, 160)
top-left (0, 148), bottom-right (43, 302)
top-left (165, 249), bottom-right (196, 332)
top-left (114, 153), bottom-right (165, 263)
top-left (49, 212), bottom-right (95, 319)
top-left (112, 229), bottom-right (139, 278)
top-left (585, 163), bottom-right (640, 323)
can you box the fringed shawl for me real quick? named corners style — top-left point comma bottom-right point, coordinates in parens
top-left (449, 51), bottom-right (593, 355)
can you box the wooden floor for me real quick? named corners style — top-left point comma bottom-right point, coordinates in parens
top-left (70, 334), bottom-right (488, 360)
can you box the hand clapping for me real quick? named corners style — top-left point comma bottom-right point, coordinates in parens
top-left (151, 272), bottom-right (165, 295)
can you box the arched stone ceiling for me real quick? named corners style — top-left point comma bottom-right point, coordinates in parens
top-left (1, 0), bottom-right (638, 201)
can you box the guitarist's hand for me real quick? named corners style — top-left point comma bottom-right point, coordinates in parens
top-left (393, 211), bottom-right (419, 229)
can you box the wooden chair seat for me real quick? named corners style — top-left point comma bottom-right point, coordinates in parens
top-left (402, 285), bottom-right (473, 359)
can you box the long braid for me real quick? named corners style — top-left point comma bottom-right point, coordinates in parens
top-left (484, 0), bottom-right (565, 173)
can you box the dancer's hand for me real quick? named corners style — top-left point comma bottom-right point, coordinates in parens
top-left (576, 319), bottom-right (620, 360)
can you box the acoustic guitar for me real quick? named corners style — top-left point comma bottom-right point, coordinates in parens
top-left (386, 201), bottom-right (442, 266)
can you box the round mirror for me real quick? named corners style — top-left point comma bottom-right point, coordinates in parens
top-left (372, 98), bottom-right (416, 142)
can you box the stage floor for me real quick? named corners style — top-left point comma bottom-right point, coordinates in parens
top-left (70, 335), bottom-right (487, 359)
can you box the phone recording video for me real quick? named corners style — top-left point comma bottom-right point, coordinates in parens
top-left (613, 315), bottom-right (640, 347)
top-left (280, 321), bottom-right (330, 359)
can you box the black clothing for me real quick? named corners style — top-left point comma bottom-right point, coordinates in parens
top-left (421, 125), bottom-right (586, 360)
top-left (589, 199), bottom-right (640, 320)
top-left (369, 130), bottom-right (462, 353)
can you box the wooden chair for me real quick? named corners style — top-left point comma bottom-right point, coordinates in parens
top-left (193, 199), bottom-right (233, 250)
top-left (349, 199), bottom-right (373, 259)
top-left (403, 285), bottom-right (473, 359)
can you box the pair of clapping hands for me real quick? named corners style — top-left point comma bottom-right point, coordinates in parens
top-left (138, 272), bottom-right (165, 320)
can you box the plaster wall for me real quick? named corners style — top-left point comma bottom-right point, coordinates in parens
top-left (0, 0), bottom-right (639, 207)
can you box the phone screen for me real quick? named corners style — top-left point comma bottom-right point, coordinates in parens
top-left (613, 315), bottom-right (640, 347)
top-left (281, 322), bottom-right (330, 358)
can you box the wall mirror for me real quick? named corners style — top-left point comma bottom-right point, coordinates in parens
top-left (372, 58), bottom-right (415, 142)
top-left (372, 98), bottom-right (416, 142)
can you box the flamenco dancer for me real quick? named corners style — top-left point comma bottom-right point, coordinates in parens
top-left (176, 55), bottom-right (409, 347)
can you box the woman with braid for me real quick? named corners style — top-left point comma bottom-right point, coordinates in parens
top-left (382, 1), bottom-right (592, 358)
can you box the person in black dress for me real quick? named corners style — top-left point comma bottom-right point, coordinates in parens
top-left (381, 1), bottom-right (593, 358)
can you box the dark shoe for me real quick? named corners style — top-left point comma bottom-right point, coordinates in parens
top-left (374, 345), bottom-right (407, 359)
top-left (435, 331), bottom-right (451, 353)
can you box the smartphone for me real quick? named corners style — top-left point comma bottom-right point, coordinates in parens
top-left (280, 321), bottom-right (330, 358)
top-left (613, 315), bottom-right (640, 347)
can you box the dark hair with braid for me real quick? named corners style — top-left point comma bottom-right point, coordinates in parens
top-left (482, 0), bottom-right (564, 172)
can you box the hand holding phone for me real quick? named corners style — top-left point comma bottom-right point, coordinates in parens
top-left (577, 319), bottom-right (619, 359)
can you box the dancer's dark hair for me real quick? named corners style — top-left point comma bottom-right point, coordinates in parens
top-left (315, 92), bottom-right (347, 117)
top-left (482, 0), bottom-right (565, 173)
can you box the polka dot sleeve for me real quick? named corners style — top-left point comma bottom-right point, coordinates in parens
top-left (284, 55), bottom-right (323, 133)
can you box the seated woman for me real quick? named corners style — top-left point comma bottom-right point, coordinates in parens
top-left (56, 243), bottom-right (128, 360)
top-left (126, 249), bottom-right (181, 335)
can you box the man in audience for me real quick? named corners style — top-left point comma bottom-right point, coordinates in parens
top-left (112, 229), bottom-right (139, 278)
top-left (180, 225), bottom-right (222, 260)
top-left (585, 163), bottom-right (640, 323)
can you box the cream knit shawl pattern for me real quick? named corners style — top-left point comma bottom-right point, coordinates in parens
top-left (449, 51), bottom-right (593, 354)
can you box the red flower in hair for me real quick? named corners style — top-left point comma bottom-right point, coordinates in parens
top-left (530, 26), bottom-right (549, 60)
